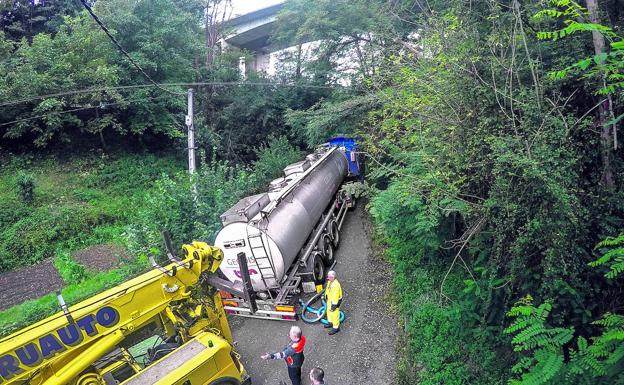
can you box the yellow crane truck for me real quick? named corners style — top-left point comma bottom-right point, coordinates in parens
top-left (0, 240), bottom-right (251, 385)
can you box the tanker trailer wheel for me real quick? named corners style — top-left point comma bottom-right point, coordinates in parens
top-left (310, 252), bottom-right (326, 284)
top-left (329, 220), bottom-right (340, 248)
top-left (320, 234), bottom-right (335, 266)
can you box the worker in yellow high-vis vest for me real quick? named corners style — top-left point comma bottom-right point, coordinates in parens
top-left (324, 270), bottom-right (342, 335)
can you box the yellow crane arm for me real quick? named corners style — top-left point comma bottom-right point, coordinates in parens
top-left (0, 242), bottom-right (226, 385)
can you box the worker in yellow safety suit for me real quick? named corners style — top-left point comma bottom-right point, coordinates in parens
top-left (324, 270), bottom-right (342, 335)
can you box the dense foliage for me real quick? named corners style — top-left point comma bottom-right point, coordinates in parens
top-left (504, 235), bottom-right (624, 385)
top-left (0, 0), bottom-right (324, 159)
top-left (275, 0), bottom-right (624, 384)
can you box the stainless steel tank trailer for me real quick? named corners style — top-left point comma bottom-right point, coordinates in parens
top-left (213, 136), bottom-right (361, 320)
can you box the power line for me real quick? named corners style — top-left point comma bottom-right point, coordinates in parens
top-left (0, 84), bottom-right (159, 108)
top-left (0, 106), bottom-right (97, 127)
top-left (0, 95), bottom-right (169, 127)
top-left (0, 81), bottom-right (340, 108)
top-left (78, 0), bottom-right (185, 96)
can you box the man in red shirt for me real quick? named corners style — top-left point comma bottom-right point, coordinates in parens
top-left (261, 325), bottom-right (306, 385)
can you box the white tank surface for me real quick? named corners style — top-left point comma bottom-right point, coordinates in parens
top-left (214, 146), bottom-right (348, 291)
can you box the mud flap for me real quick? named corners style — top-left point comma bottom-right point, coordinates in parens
top-left (237, 252), bottom-right (258, 315)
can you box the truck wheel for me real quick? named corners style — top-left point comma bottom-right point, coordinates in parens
top-left (329, 220), bottom-right (340, 247)
top-left (321, 234), bottom-right (335, 266)
top-left (348, 194), bottom-right (357, 211)
top-left (312, 252), bottom-right (326, 284)
top-left (75, 372), bottom-right (104, 385)
top-left (207, 379), bottom-right (240, 385)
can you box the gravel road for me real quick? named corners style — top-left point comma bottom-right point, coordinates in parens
top-left (229, 205), bottom-right (398, 385)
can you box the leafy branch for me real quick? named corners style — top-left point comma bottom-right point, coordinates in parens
top-left (506, 235), bottom-right (624, 385)
top-left (590, 233), bottom-right (624, 279)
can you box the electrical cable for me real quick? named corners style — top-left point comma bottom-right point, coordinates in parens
top-left (0, 94), bottom-right (170, 127)
top-left (1, 84), bottom-right (163, 107)
top-left (78, 0), bottom-right (184, 96)
top-left (0, 106), bottom-right (97, 127)
top-left (0, 81), bottom-right (341, 108)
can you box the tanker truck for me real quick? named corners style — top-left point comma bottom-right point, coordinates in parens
top-left (212, 137), bottom-right (361, 320)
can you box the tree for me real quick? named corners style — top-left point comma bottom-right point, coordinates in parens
top-left (272, 0), bottom-right (391, 84)
top-left (1, 0), bottom-right (208, 149)
top-left (204, 0), bottom-right (231, 71)
top-left (0, 13), bottom-right (123, 147)
top-left (586, 0), bottom-right (616, 187)
top-left (0, 0), bottom-right (81, 42)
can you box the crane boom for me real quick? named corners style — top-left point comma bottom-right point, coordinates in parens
top-left (0, 242), bottom-right (249, 385)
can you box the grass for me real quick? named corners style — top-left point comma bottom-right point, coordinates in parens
top-left (0, 260), bottom-right (147, 337)
top-left (0, 151), bottom-right (184, 337)
top-left (0, 152), bottom-right (185, 271)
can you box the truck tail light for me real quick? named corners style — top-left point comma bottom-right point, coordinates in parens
top-left (275, 305), bottom-right (296, 320)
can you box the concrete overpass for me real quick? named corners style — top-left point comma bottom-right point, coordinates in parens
top-left (221, 3), bottom-right (285, 73)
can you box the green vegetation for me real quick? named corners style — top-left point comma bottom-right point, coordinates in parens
top-left (15, 171), bottom-right (35, 204)
top-left (0, 153), bottom-right (183, 271)
top-left (2, 0), bottom-right (624, 383)
top-left (505, 236), bottom-right (624, 385)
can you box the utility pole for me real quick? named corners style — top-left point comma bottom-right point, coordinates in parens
top-left (186, 88), bottom-right (198, 200)
top-left (239, 56), bottom-right (246, 80)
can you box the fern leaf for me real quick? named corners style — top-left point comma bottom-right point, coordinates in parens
top-left (516, 349), bottom-right (564, 385)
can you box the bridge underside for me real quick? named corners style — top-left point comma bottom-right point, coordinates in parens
top-left (225, 22), bottom-right (275, 53)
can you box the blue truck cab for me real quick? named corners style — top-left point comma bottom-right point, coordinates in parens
top-left (328, 136), bottom-right (361, 178)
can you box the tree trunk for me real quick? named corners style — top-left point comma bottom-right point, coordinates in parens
top-left (95, 105), bottom-right (107, 152)
top-left (205, 1), bottom-right (216, 70)
top-left (205, 0), bottom-right (231, 72)
top-left (586, 0), bottom-right (615, 188)
top-left (295, 44), bottom-right (302, 79)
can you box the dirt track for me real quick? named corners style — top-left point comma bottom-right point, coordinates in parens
top-left (229, 205), bottom-right (398, 385)
top-left (0, 259), bottom-right (63, 311)
top-left (0, 244), bottom-right (128, 311)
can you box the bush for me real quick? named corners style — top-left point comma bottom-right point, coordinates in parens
top-left (253, 135), bottom-right (302, 182)
top-left (0, 152), bottom-right (184, 272)
top-left (16, 171), bottom-right (35, 204)
top-left (369, 178), bottom-right (508, 385)
top-left (54, 250), bottom-right (89, 284)
top-left (126, 136), bottom-right (302, 257)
